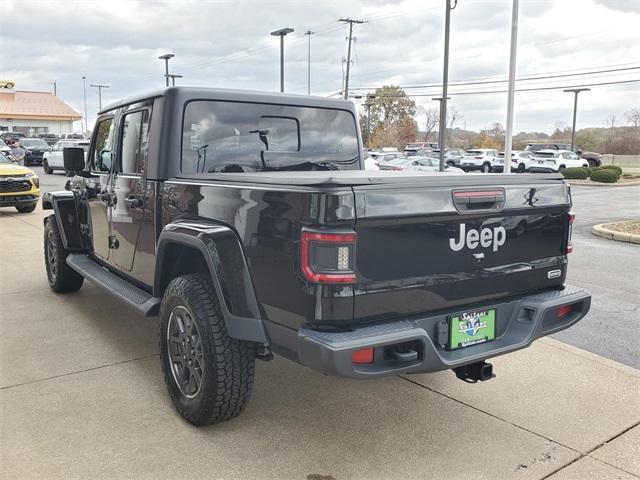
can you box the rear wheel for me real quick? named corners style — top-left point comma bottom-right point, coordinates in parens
top-left (43, 160), bottom-right (53, 174)
top-left (481, 163), bottom-right (491, 173)
top-left (44, 216), bottom-right (84, 293)
top-left (16, 204), bottom-right (36, 213)
top-left (159, 273), bottom-right (255, 426)
top-left (517, 163), bottom-right (526, 173)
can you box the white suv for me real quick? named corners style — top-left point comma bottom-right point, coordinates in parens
top-left (43, 140), bottom-right (90, 175)
top-left (460, 149), bottom-right (498, 172)
top-left (529, 149), bottom-right (589, 173)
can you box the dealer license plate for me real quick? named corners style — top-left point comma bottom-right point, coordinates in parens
top-left (449, 309), bottom-right (496, 350)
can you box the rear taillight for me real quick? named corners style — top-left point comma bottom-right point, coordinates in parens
top-left (475, 156), bottom-right (483, 159)
top-left (566, 211), bottom-right (575, 254)
top-left (300, 229), bottom-right (357, 284)
top-left (352, 348), bottom-right (375, 364)
top-left (557, 305), bottom-right (573, 318)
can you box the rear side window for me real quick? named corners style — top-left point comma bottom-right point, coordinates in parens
top-left (181, 100), bottom-right (360, 173)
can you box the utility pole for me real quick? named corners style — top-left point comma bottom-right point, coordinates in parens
top-left (438, 0), bottom-right (457, 172)
top-left (564, 88), bottom-right (590, 152)
top-left (270, 28), bottom-right (294, 93)
top-left (503, 0), bottom-right (519, 174)
top-left (82, 76), bottom-right (88, 133)
top-left (305, 30), bottom-right (314, 95)
top-left (339, 18), bottom-right (365, 100)
top-left (49, 81), bottom-right (57, 96)
top-left (168, 74), bottom-right (183, 86)
top-left (90, 84), bottom-right (109, 111)
top-left (158, 53), bottom-right (175, 87)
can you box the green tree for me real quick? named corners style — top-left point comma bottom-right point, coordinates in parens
top-left (368, 86), bottom-right (416, 131)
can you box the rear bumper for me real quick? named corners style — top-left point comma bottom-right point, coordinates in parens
top-left (271, 285), bottom-right (590, 379)
top-left (529, 166), bottom-right (558, 173)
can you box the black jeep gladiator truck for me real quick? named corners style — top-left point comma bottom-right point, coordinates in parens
top-left (43, 87), bottom-right (591, 426)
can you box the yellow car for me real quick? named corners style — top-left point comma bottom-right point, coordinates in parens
top-left (0, 152), bottom-right (40, 213)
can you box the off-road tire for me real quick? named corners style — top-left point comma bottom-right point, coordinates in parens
top-left (43, 160), bottom-right (53, 174)
top-left (16, 204), bottom-right (36, 213)
top-left (44, 215), bottom-right (84, 293)
top-left (159, 273), bottom-right (255, 426)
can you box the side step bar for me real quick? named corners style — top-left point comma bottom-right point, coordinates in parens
top-left (66, 254), bottom-right (160, 317)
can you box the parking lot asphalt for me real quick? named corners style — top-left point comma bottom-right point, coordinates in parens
top-left (1, 169), bottom-right (639, 479)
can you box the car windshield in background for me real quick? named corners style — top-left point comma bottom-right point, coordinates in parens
top-left (22, 139), bottom-right (49, 148)
top-left (386, 157), bottom-right (411, 167)
top-left (65, 134), bottom-right (85, 139)
top-left (181, 100), bottom-right (360, 173)
top-left (536, 151), bottom-right (558, 158)
top-left (0, 152), bottom-right (10, 163)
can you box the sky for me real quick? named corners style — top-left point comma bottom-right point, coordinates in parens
top-left (1, 0), bottom-right (639, 133)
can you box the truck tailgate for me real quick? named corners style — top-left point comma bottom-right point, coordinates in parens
top-left (352, 175), bottom-right (571, 322)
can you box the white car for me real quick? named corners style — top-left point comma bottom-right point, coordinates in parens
top-left (494, 150), bottom-right (536, 172)
top-left (529, 149), bottom-right (589, 173)
top-left (0, 139), bottom-right (10, 155)
top-left (460, 149), bottom-right (499, 173)
top-left (43, 140), bottom-right (90, 175)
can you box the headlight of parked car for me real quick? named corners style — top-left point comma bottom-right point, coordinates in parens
top-left (26, 173), bottom-right (39, 187)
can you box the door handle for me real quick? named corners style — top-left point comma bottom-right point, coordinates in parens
top-left (124, 196), bottom-right (144, 208)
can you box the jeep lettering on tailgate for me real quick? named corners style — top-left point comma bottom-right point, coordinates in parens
top-left (449, 224), bottom-right (506, 252)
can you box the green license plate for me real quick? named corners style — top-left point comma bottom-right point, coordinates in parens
top-left (449, 309), bottom-right (496, 350)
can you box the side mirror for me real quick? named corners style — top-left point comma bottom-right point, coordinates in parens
top-left (63, 147), bottom-right (85, 171)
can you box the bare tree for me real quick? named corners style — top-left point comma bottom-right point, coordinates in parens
top-left (624, 108), bottom-right (640, 127)
top-left (419, 107), bottom-right (438, 141)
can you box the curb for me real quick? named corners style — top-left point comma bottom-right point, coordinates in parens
top-left (592, 223), bottom-right (640, 244)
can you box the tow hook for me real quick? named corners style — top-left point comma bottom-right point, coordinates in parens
top-left (453, 361), bottom-right (495, 383)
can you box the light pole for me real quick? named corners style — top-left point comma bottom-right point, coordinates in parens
top-left (82, 76), bottom-right (88, 134)
top-left (305, 30), bottom-right (314, 95)
top-left (438, 0), bottom-right (457, 172)
top-left (564, 88), bottom-right (590, 152)
top-left (158, 53), bottom-right (175, 87)
top-left (503, 0), bottom-right (519, 173)
top-left (433, 96), bottom-right (451, 153)
top-left (90, 84), bottom-right (109, 111)
top-left (270, 28), bottom-right (294, 93)
top-left (168, 74), bottom-right (183, 86)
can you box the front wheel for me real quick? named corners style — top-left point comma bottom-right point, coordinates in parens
top-left (44, 216), bottom-right (84, 293)
top-left (159, 274), bottom-right (255, 426)
top-left (43, 160), bottom-right (53, 174)
top-left (517, 163), bottom-right (526, 173)
top-left (16, 204), bottom-right (36, 213)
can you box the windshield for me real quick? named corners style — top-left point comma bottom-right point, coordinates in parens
top-left (22, 139), bottom-right (49, 148)
top-left (182, 100), bottom-right (360, 173)
top-left (536, 151), bottom-right (558, 158)
top-left (0, 152), bottom-right (10, 164)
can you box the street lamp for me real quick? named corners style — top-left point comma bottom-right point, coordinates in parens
top-left (270, 28), bottom-right (294, 93)
top-left (82, 76), bottom-right (88, 134)
top-left (563, 88), bottom-right (590, 152)
top-left (168, 74), bottom-right (183, 86)
top-left (158, 53), bottom-right (175, 87)
top-left (433, 96), bottom-right (451, 155)
top-left (437, 0), bottom-right (458, 172)
top-left (90, 84), bottom-right (109, 111)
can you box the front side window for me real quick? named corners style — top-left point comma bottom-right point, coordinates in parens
top-left (181, 100), bottom-right (359, 173)
top-left (92, 117), bottom-right (115, 172)
top-left (120, 110), bottom-right (150, 174)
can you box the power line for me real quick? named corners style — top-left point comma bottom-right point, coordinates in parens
top-left (353, 79), bottom-right (639, 99)
top-left (349, 66), bottom-right (640, 91)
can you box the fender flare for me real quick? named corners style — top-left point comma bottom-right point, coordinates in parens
top-left (42, 191), bottom-right (84, 251)
top-left (155, 222), bottom-right (268, 345)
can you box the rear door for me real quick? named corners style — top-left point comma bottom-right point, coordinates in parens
top-left (351, 178), bottom-right (571, 321)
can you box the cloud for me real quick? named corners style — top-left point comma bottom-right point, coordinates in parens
top-left (1, 0), bottom-right (638, 132)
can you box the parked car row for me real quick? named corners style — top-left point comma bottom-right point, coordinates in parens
top-left (367, 145), bottom-right (590, 174)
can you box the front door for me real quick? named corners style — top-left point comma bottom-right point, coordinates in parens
top-left (111, 108), bottom-right (152, 273)
top-left (87, 116), bottom-right (116, 261)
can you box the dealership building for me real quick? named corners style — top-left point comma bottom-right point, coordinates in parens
top-left (0, 88), bottom-right (81, 136)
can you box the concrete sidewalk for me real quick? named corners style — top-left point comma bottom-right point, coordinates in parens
top-left (1, 206), bottom-right (639, 480)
